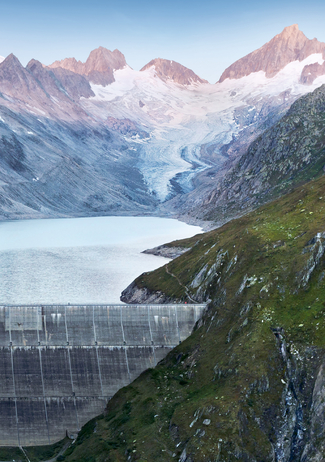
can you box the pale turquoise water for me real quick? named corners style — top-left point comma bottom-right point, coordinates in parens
top-left (0, 216), bottom-right (202, 304)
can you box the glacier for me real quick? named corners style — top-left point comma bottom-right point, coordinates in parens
top-left (0, 52), bottom-right (325, 220)
top-left (81, 55), bottom-right (325, 201)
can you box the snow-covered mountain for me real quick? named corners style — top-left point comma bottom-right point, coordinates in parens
top-left (0, 24), bottom-right (325, 221)
top-left (80, 50), bottom-right (325, 201)
top-left (140, 58), bottom-right (208, 85)
top-left (219, 24), bottom-right (325, 82)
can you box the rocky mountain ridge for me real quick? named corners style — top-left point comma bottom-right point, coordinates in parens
top-left (0, 53), bottom-right (93, 120)
top-left (219, 24), bottom-right (325, 84)
top-left (48, 47), bottom-right (127, 86)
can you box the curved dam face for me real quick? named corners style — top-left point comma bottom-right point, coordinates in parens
top-left (0, 304), bottom-right (205, 447)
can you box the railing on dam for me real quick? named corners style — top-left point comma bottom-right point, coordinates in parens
top-left (0, 304), bottom-right (206, 447)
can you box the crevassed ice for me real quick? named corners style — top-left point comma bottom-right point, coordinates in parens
top-left (81, 54), bottom-right (325, 201)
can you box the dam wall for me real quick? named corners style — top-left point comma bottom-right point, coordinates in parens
top-left (0, 304), bottom-right (205, 447)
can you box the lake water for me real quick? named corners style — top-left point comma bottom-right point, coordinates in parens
top-left (0, 216), bottom-right (202, 304)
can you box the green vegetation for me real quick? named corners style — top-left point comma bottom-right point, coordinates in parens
top-left (0, 438), bottom-right (71, 462)
top-left (0, 446), bottom-right (24, 461)
top-left (25, 439), bottom-right (71, 462)
top-left (61, 175), bottom-right (325, 461)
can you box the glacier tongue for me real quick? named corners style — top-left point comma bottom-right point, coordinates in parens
top-left (79, 55), bottom-right (325, 201)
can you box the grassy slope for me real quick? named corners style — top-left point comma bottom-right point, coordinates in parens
top-left (63, 174), bottom-right (325, 461)
top-left (0, 438), bottom-right (70, 462)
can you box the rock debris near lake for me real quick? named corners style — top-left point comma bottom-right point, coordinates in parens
top-left (142, 245), bottom-right (191, 259)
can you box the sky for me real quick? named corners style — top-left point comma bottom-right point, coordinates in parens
top-left (1, 0), bottom-right (325, 83)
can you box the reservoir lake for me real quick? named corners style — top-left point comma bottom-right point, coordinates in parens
top-left (0, 216), bottom-right (202, 305)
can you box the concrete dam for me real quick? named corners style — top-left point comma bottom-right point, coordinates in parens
top-left (0, 304), bottom-right (206, 447)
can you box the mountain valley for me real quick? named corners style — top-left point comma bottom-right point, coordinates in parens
top-left (1, 25), bottom-right (325, 225)
top-left (2, 22), bottom-right (325, 462)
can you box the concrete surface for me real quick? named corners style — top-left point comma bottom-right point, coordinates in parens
top-left (0, 304), bottom-right (205, 446)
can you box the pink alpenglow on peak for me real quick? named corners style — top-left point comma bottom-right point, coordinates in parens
top-left (219, 24), bottom-right (325, 83)
top-left (48, 47), bottom-right (127, 86)
top-left (140, 58), bottom-right (208, 86)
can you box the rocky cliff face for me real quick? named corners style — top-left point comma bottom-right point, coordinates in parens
top-left (48, 47), bottom-right (127, 85)
top-left (219, 24), bottom-right (325, 83)
top-left (140, 58), bottom-right (208, 85)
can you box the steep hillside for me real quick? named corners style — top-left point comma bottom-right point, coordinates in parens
top-left (0, 111), bottom-right (156, 220)
top-left (63, 175), bottom-right (325, 461)
top-left (170, 83), bottom-right (325, 227)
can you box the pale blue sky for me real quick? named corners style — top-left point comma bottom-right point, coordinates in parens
top-left (1, 0), bottom-right (325, 82)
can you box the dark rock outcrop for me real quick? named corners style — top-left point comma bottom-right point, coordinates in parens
top-left (120, 280), bottom-right (173, 304)
top-left (300, 61), bottom-right (325, 85)
top-left (142, 244), bottom-right (191, 259)
top-left (27, 59), bottom-right (95, 102)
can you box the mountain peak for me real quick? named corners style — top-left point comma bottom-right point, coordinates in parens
top-left (281, 23), bottom-right (299, 34)
top-left (219, 24), bottom-right (325, 83)
top-left (274, 23), bottom-right (306, 44)
top-left (85, 47), bottom-right (126, 78)
top-left (1, 53), bottom-right (24, 69)
top-left (140, 58), bottom-right (208, 85)
top-left (26, 58), bottom-right (43, 72)
top-left (48, 47), bottom-right (127, 86)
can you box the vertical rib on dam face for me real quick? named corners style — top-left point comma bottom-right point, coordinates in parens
top-left (0, 304), bottom-right (206, 447)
